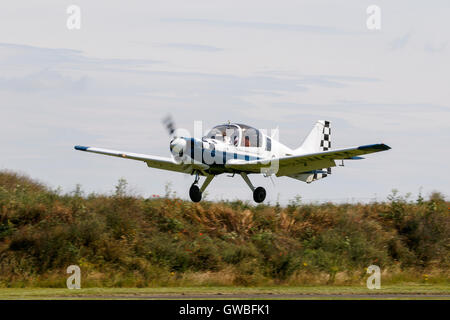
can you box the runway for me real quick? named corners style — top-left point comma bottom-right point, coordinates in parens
top-left (55, 293), bottom-right (450, 300)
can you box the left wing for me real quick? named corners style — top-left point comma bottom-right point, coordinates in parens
top-left (74, 145), bottom-right (208, 174)
top-left (225, 143), bottom-right (391, 176)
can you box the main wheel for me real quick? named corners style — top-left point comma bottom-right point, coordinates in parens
top-left (253, 187), bottom-right (266, 203)
top-left (189, 184), bottom-right (202, 202)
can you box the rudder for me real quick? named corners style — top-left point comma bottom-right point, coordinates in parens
top-left (291, 120), bottom-right (332, 183)
top-left (295, 120), bottom-right (331, 154)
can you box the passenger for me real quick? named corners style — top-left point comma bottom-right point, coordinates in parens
top-left (223, 131), bottom-right (231, 144)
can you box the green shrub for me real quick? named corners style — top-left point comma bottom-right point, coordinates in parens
top-left (0, 170), bottom-right (448, 287)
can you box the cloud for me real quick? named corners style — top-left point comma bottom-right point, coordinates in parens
top-left (161, 18), bottom-right (352, 35)
top-left (0, 43), bottom-right (165, 96)
top-left (0, 43), bottom-right (383, 103)
top-left (159, 43), bottom-right (223, 52)
top-left (0, 69), bottom-right (90, 93)
top-left (0, 43), bottom-right (162, 69)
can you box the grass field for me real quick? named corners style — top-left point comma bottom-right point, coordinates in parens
top-left (0, 284), bottom-right (449, 300)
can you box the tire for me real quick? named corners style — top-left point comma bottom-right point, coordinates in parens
top-left (253, 187), bottom-right (266, 203)
top-left (189, 184), bottom-right (202, 202)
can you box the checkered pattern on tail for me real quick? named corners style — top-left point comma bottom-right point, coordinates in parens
top-left (314, 121), bottom-right (331, 180)
top-left (320, 121), bottom-right (331, 151)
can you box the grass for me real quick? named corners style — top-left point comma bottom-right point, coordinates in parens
top-left (0, 285), bottom-right (449, 300)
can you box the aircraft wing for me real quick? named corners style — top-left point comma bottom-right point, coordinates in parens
top-left (74, 145), bottom-right (208, 174)
top-left (225, 143), bottom-right (391, 176)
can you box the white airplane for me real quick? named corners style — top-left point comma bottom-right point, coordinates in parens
top-left (74, 118), bottom-right (390, 203)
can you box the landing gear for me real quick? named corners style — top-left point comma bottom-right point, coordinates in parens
top-left (240, 173), bottom-right (266, 203)
top-left (189, 184), bottom-right (202, 202)
top-left (253, 186), bottom-right (266, 203)
top-left (189, 172), bottom-right (214, 202)
top-left (188, 172), bottom-right (266, 203)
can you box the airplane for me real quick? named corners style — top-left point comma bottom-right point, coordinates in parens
top-left (74, 118), bottom-right (391, 203)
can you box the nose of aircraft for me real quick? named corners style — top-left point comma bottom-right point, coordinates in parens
top-left (170, 137), bottom-right (187, 157)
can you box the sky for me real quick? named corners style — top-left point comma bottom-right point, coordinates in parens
top-left (0, 1), bottom-right (449, 204)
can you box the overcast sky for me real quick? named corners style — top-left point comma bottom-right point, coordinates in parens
top-left (1, 1), bottom-right (449, 204)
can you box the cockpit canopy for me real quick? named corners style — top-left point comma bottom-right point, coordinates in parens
top-left (204, 123), bottom-right (264, 148)
top-left (205, 124), bottom-right (240, 145)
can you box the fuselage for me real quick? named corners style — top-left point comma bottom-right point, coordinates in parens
top-left (170, 123), bottom-right (293, 174)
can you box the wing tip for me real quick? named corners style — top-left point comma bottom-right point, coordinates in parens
top-left (358, 143), bottom-right (391, 151)
top-left (74, 145), bottom-right (89, 151)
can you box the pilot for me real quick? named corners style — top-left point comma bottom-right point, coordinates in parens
top-left (244, 136), bottom-right (251, 147)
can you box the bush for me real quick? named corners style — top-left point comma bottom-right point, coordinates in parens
top-left (0, 171), bottom-right (448, 287)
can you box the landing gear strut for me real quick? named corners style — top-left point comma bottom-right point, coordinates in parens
top-left (189, 173), bottom-right (214, 202)
top-left (240, 173), bottom-right (266, 203)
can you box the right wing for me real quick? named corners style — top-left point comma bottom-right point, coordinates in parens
top-left (74, 145), bottom-right (208, 174)
top-left (225, 143), bottom-right (391, 176)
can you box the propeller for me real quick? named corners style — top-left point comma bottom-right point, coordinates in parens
top-left (162, 114), bottom-right (188, 165)
top-left (162, 114), bottom-right (177, 138)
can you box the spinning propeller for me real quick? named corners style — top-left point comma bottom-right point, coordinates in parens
top-left (163, 115), bottom-right (187, 163)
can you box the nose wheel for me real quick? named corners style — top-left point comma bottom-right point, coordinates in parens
top-left (189, 173), bottom-right (214, 203)
top-left (189, 184), bottom-right (202, 202)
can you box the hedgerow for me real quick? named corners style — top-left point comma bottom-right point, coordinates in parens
top-left (0, 170), bottom-right (448, 287)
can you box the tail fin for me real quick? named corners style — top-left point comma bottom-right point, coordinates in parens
top-left (291, 120), bottom-right (332, 183)
top-left (295, 120), bottom-right (331, 154)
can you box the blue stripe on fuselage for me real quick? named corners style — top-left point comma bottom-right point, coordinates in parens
top-left (185, 137), bottom-right (261, 165)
